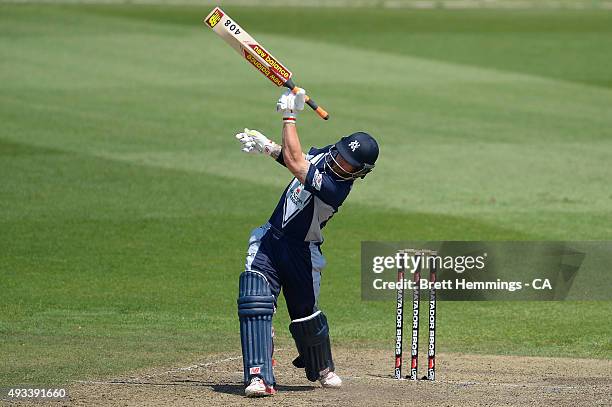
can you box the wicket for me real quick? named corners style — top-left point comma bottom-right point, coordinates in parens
top-left (394, 249), bottom-right (437, 380)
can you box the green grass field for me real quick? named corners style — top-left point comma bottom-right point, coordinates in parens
top-left (1, 3), bottom-right (611, 386)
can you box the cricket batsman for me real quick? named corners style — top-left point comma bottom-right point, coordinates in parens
top-left (235, 89), bottom-right (379, 397)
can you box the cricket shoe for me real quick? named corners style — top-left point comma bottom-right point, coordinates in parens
top-left (245, 377), bottom-right (276, 398)
top-left (319, 371), bottom-right (342, 388)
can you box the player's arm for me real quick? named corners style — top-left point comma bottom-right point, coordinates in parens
top-left (276, 88), bottom-right (309, 183)
top-left (234, 129), bottom-right (306, 167)
top-left (281, 122), bottom-right (309, 184)
top-left (235, 89), bottom-right (309, 180)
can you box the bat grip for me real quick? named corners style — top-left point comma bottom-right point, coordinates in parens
top-left (284, 79), bottom-right (329, 121)
top-left (305, 98), bottom-right (329, 121)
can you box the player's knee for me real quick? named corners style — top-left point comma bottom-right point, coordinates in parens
top-left (238, 272), bottom-right (275, 318)
top-left (289, 305), bottom-right (317, 321)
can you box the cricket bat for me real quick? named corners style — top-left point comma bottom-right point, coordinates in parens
top-left (203, 7), bottom-right (329, 120)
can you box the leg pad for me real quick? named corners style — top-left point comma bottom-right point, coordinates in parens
top-left (238, 272), bottom-right (275, 386)
top-left (289, 310), bottom-right (335, 382)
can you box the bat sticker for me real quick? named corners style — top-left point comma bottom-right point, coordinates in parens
top-left (244, 51), bottom-right (285, 86)
top-left (248, 44), bottom-right (292, 80)
top-left (205, 8), bottom-right (223, 28)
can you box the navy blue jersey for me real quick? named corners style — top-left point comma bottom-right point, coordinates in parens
top-left (268, 146), bottom-right (354, 243)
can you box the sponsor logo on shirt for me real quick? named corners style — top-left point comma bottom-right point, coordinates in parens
top-left (313, 169), bottom-right (323, 191)
top-left (289, 185), bottom-right (305, 205)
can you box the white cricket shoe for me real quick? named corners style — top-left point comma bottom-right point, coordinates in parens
top-left (319, 371), bottom-right (342, 388)
top-left (245, 377), bottom-right (276, 397)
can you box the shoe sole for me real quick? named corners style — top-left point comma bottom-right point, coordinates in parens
top-left (245, 388), bottom-right (276, 397)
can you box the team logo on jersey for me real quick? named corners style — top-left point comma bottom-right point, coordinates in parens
top-left (349, 140), bottom-right (360, 151)
top-left (313, 169), bottom-right (323, 191)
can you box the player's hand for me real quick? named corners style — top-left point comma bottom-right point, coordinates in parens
top-left (235, 128), bottom-right (275, 155)
top-left (276, 88), bottom-right (306, 122)
top-left (235, 130), bottom-right (260, 154)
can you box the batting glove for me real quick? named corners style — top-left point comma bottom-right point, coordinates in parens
top-left (276, 88), bottom-right (306, 123)
top-left (235, 128), bottom-right (278, 156)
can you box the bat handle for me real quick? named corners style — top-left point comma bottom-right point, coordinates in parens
top-left (305, 97), bottom-right (329, 121)
top-left (285, 79), bottom-right (329, 121)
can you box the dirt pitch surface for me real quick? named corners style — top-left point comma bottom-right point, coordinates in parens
top-left (10, 348), bottom-right (611, 406)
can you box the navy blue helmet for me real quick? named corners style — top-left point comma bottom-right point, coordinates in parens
top-left (325, 132), bottom-right (379, 180)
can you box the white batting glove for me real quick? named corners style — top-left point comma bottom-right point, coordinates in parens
top-left (276, 88), bottom-right (306, 123)
top-left (235, 130), bottom-right (259, 154)
top-left (235, 128), bottom-right (278, 156)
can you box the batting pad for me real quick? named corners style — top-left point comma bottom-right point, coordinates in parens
top-left (237, 272), bottom-right (276, 386)
top-left (289, 310), bottom-right (335, 382)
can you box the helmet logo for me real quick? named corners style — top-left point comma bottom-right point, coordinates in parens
top-left (348, 140), bottom-right (360, 151)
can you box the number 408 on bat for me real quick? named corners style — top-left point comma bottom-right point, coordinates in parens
top-left (224, 19), bottom-right (241, 35)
